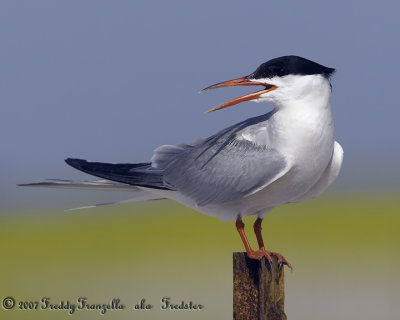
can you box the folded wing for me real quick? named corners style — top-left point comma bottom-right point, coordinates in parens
top-left (62, 113), bottom-right (289, 208)
top-left (153, 113), bottom-right (289, 207)
top-left (64, 159), bottom-right (169, 190)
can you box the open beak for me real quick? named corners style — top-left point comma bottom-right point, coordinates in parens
top-left (200, 76), bottom-right (277, 114)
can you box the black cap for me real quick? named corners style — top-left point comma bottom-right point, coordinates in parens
top-left (248, 56), bottom-right (335, 80)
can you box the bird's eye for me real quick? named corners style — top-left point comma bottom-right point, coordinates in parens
top-left (269, 65), bottom-right (285, 77)
top-left (277, 68), bottom-right (285, 76)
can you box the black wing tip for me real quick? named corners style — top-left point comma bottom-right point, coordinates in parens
top-left (65, 158), bottom-right (87, 168)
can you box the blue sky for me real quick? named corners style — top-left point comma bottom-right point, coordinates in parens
top-left (1, 0), bottom-right (399, 209)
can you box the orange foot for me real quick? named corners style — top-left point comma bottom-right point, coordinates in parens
top-left (247, 249), bottom-right (292, 270)
top-left (270, 251), bottom-right (292, 270)
top-left (247, 248), bottom-right (273, 261)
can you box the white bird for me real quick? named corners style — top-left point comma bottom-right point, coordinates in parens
top-left (21, 56), bottom-right (343, 268)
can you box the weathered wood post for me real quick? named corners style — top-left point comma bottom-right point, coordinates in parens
top-left (233, 252), bottom-right (286, 320)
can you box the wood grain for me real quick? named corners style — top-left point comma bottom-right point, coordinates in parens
top-left (233, 252), bottom-right (286, 320)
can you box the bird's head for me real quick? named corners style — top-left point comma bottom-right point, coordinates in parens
top-left (201, 55), bottom-right (335, 113)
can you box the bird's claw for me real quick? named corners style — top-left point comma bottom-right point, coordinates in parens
top-left (271, 251), bottom-right (292, 270)
top-left (246, 249), bottom-right (292, 270)
top-left (247, 249), bottom-right (273, 263)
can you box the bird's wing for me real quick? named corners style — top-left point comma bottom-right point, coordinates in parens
top-left (64, 159), bottom-right (169, 190)
top-left (152, 113), bottom-right (289, 207)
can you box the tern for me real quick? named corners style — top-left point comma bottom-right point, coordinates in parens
top-left (21, 56), bottom-right (343, 268)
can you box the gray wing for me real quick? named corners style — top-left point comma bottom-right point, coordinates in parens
top-left (152, 113), bottom-right (288, 207)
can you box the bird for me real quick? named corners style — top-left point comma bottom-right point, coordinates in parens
top-left (21, 55), bottom-right (343, 268)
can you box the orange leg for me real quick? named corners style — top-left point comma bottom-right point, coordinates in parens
top-left (253, 217), bottom-right (292, 269)
top-left (235, 218), bottom-right (271, 260)
top-left (254, 218), bottom-right (266, 249)
top-left (236, 217), bottom-right (292, 269)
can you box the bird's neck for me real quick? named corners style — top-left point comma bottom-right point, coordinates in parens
top-left (269, 84), bottom-right (334, 159)
top-left (271, 76), bottom-right (333, 125)
top-left (273, 75), bottom-right (332, 111)
top-left (236, 77), bottom-right (334, 154)
top-left (273, 90), bottom-right (332, 121)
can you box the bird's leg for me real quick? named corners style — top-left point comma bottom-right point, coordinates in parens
top-left (253, 217), bottom-right (292, 269)
top-left (254, 217), bottom-right (266, 249)
top-left (235, 217), bottom-right (271, 260)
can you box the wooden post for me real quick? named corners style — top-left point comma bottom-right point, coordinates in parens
top-left (233, 252), bottom-right (286, 320)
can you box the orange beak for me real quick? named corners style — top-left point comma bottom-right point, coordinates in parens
top-left (200, 76), bottom-right (277, 114)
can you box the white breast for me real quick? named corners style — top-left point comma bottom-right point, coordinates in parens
top-left (223, 77), bottom-right (336, 218)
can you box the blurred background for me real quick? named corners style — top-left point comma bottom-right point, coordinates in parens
top-left (1, 1), bottom-right (399, 319)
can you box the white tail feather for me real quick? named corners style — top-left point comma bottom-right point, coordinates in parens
top-left (19, 179), bottom-right (139, 191)
top-left (65, 195), bottom-right (162, 212)
top-left (20, 179), bottom-right (165, 211)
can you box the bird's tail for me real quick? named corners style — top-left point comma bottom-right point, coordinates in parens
top-left (19, 178), bottom-right (140, 191)
top-left (19, 179), bottom-right (165, 211)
